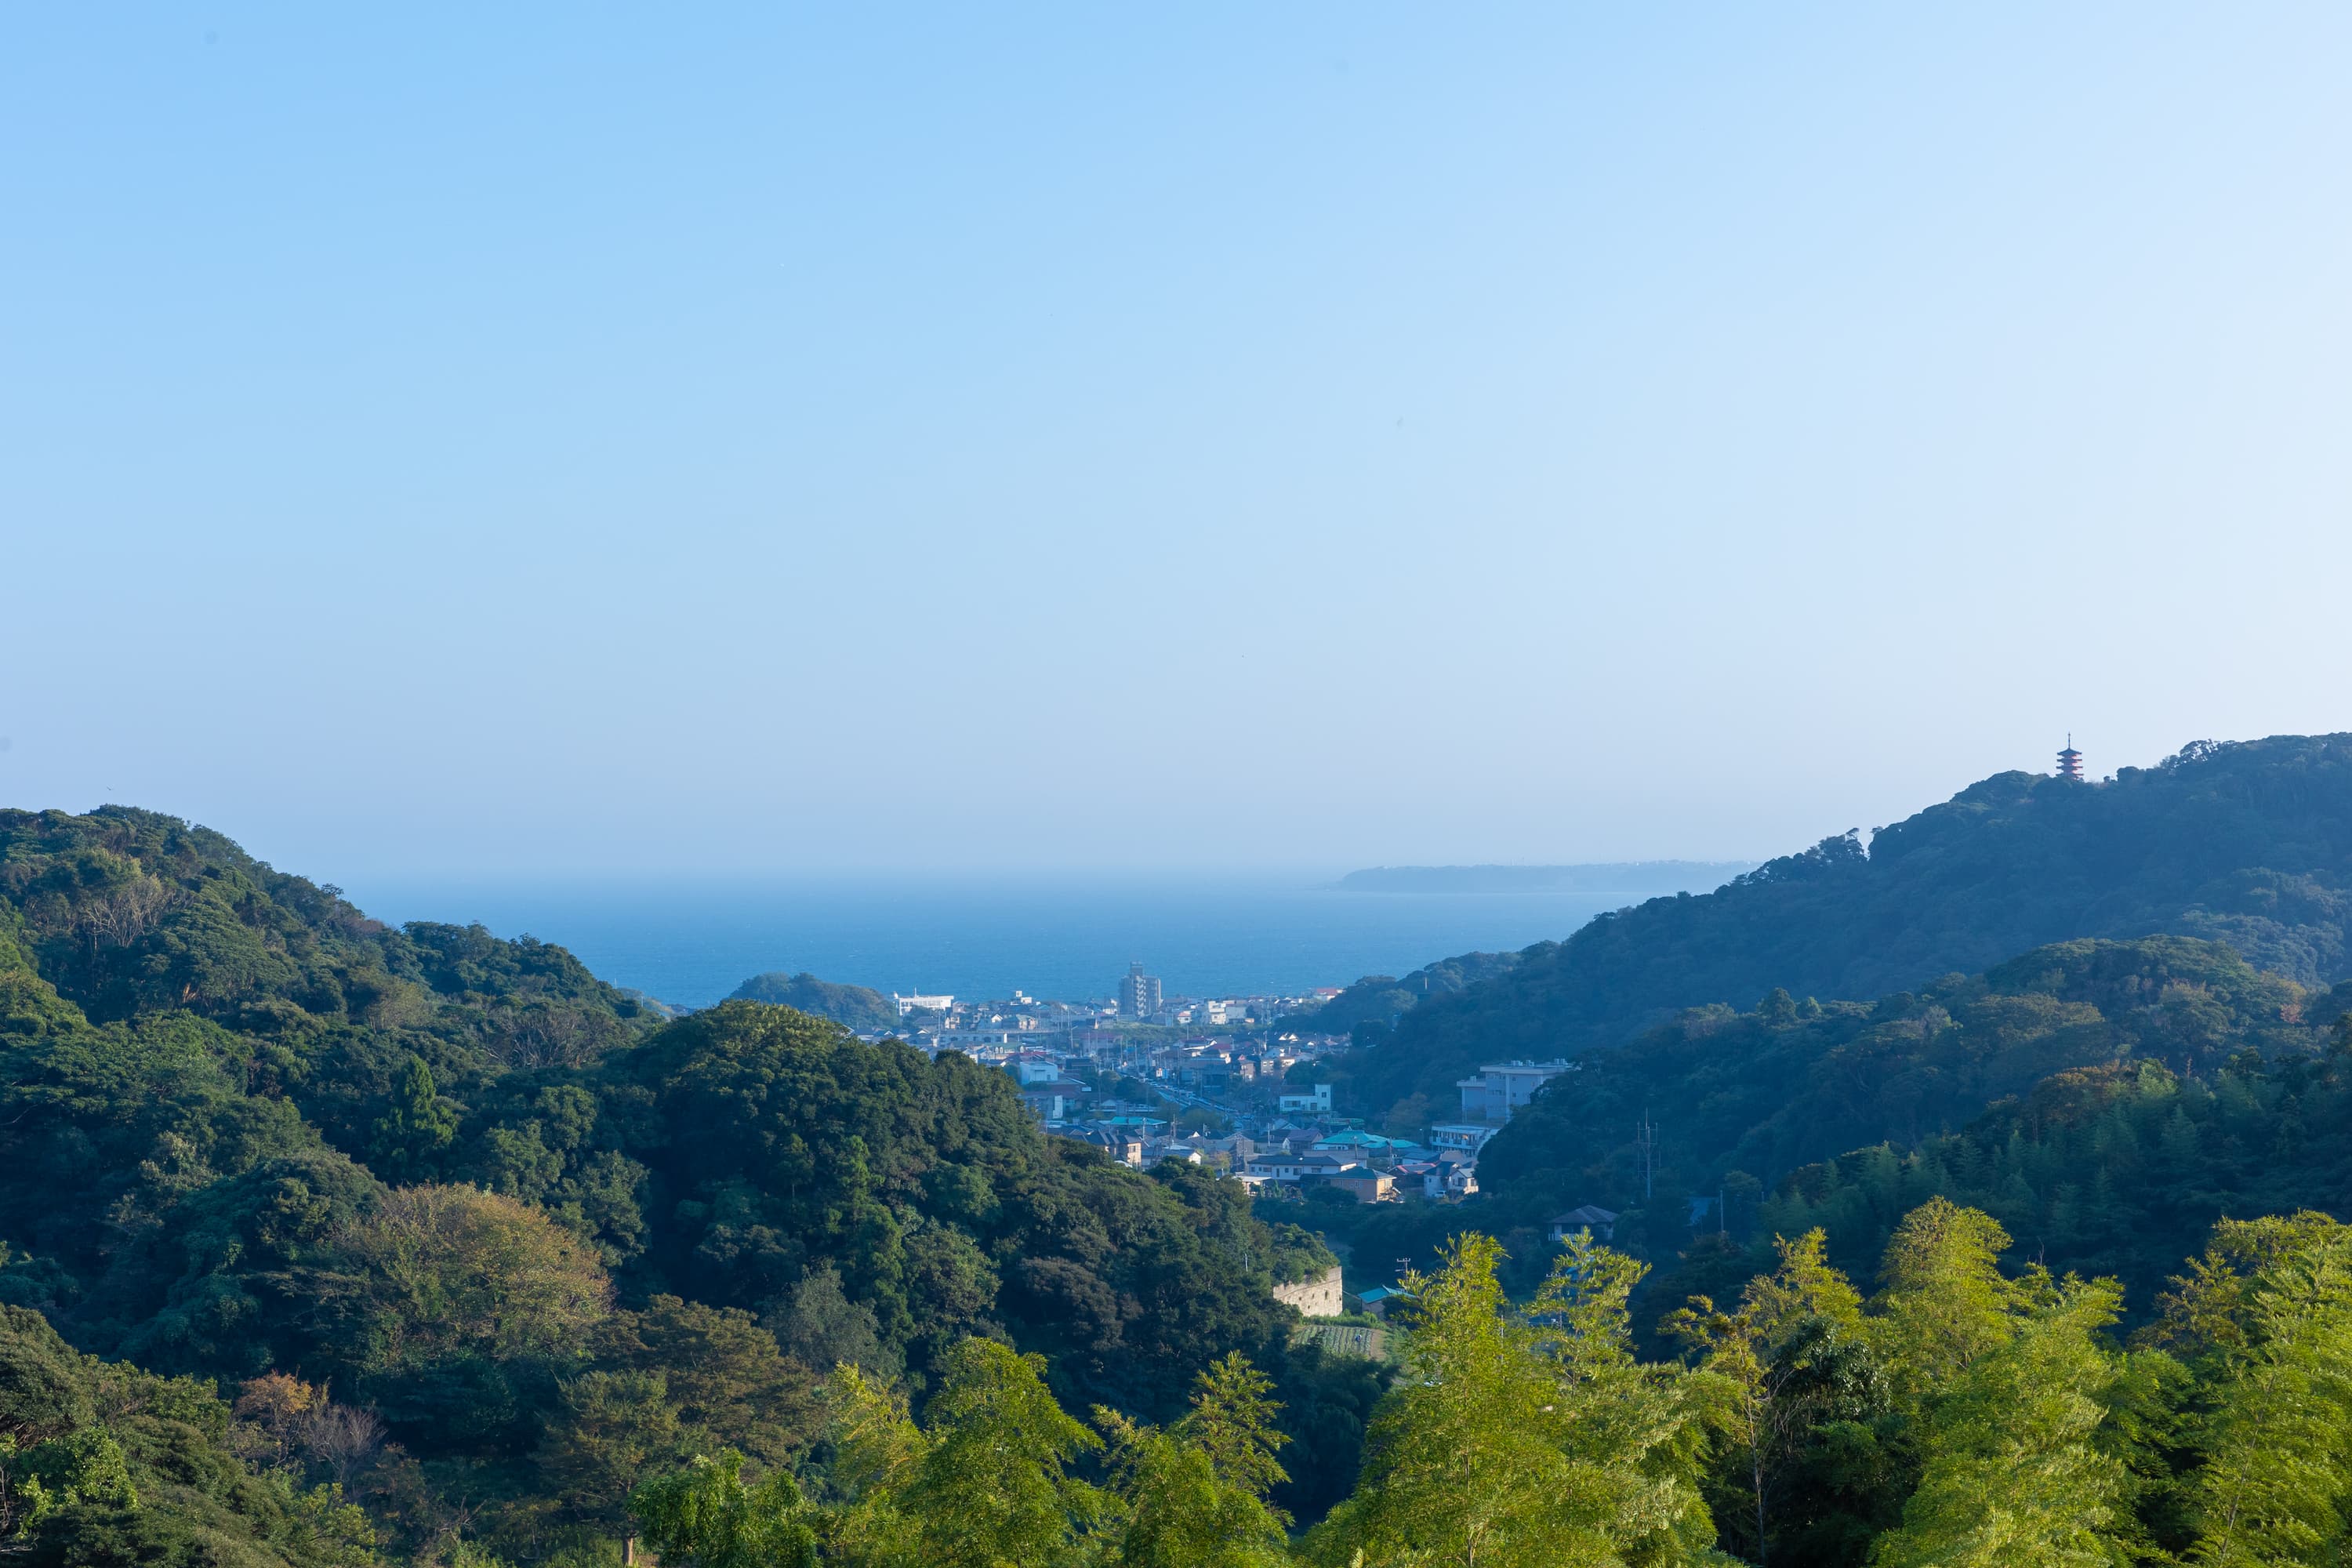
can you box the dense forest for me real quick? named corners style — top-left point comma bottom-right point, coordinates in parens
top-left (1338, 734), bottom-right (2352, 1123)
top-left (0, 808), bottom-right (1364, 1564)
top-left (10, 731), bottom-right (2352, 1565)
top-left (78, 1200), bottom-right (2338, 1568)
top-left (1319, 935), bottom-right (2352, 1328)
top-left (1276, 949), bottom-right (1523, 1036)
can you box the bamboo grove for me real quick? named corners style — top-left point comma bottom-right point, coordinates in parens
top-left (597, 1201), bottom-right (2352, 1568)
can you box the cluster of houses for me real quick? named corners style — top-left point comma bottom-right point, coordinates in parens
top-left (876, 977), bottom-right (1592, 1220)
top-left (951, 1038), bottom-right (1501, 1205)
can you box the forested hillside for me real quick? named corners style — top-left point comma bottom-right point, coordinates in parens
top-left (725, 971), bottom-right (897, 1031)
top-left (1276, 949), bottom-right (1523, 1036)
top-left (0, 808), bottom-right (1363, 1563)
top-left (1475, 935), bottom-right (2329, 1221)
top-left (1345, 734), bottom-right (2352, 1122)
top-left (20, 775), bottom-right (2352, 1564)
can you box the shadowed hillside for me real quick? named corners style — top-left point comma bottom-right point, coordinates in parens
top-left (1344, 734), bottom-right (2352, 1121)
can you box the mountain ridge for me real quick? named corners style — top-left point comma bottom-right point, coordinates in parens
top-left (1340, 733), bottom-right (2352, 1122)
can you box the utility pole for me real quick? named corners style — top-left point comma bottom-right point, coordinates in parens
top-left (1635, 1111), bottom-right (1657, 1203)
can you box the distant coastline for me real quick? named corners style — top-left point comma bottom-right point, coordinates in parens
top-left (1334, 861), bottom-right (1756, 895)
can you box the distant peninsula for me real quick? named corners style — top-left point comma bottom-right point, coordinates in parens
top-left (1334, 861), bottom-right (1756, 895)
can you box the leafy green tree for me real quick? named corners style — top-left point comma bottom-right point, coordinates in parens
top-left (339, 1183), bottom-right (611, 1370)
top-left (1313, 1233), bottom-right (1570, 1566)
top-left (2155, 1216), bottom-right (2352, 1565)
top-left (829, 1338), bottom-right (1103, 1568)
top-left (1317, 1231), bottom-right (1712, 1568)
top-left (589, 1294), bottom-right (817, 1468)
top-left (1867, 1275), bottom-right (2129, 1567)
top-left (2, 1426), bottom-right (136, 1539)
top-left (630, 1447), bottom-right (818, 1568)
top-left (1096, 1352), bottom-right (1291, 1568)
top-left (1867, 1199), bottom-right (2023, 1400)
top-left (536, 1370), bottom-right (681, 1532)
top-left (1666, 1229), bottom-right (1867, 1563)
top-left (1526, 1231), bottom-right (1721, 1564)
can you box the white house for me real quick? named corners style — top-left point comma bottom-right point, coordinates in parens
top-left (1277, 1083), bottom-right (1334, 1115)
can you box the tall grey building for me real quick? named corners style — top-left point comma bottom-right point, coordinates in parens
top-left (1118, 961), bottom-right (1163, 1018)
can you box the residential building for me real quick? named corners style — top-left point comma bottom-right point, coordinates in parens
top-left (1356, 1285), bottom-right (1407, 1318)
top-left (1118, 963), bottom-right (1163, 1019)
top-left (891, 992), bottom-right (955, 1017)
top-left (1277, 1083), bottom-right (1334, 1115)
top-left (1456, 1060), bottom-right (1574, 1122)
top-left (1247, 1149), bottom-right (1366, 1185)
top-left (1549, 1205), bottom-right (1621, 1244)
top-left (1428, 1123), bottom-right (1501, 1153)
top-left (1327, 1171), bottom-right (1398, 1203)
top-left (1018, 1080), bottom-right (1087, 1121)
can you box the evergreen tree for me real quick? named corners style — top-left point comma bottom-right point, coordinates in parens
top-left (367, 1055), bottom-right (457, 1181)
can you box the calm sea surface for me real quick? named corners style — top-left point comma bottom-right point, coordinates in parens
top-left (340, 879), bottom-right (1654, 1011)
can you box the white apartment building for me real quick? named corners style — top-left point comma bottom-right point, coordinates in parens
top-left (1455, 1060), bottom-right (1573, 1122)
top-left (891, 993), bottom-right (956, 1017)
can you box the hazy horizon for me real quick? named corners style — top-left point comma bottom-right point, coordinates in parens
top-left (9, 6), bottom-right (2351, 878)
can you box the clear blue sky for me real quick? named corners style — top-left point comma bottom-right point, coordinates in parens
top-left (7, 5), bottom-right (2350, 879)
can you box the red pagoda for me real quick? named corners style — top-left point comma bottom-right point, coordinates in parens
top-left (2056, 738), bottom-right (2084, 782)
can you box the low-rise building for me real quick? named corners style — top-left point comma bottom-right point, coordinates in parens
top-left (1247, 1149), bottom-right (1367, 1185)
top-left (1428, 1122), bottom-right (1501, 1153)
top-left (1326, 1171), bottom-right (1398, 1204)
top-left (1455, 1060), bottom-right (1573, 1123)
top-left (1310, 1130), bottom-right (1421, 1164)
top-left (1018, 1080), bottom-right (1087, 1120)
top-left (892, 992), bottom-right (956, 1017)
top-left (1549, 1204), bottom-right (1620, 1244)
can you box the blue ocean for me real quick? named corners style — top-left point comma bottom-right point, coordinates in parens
top-left (341, 878), bottom-right (1653, 1011)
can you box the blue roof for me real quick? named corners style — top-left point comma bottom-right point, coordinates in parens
top-left (1314, 1131), bottom-right (1423, 1150)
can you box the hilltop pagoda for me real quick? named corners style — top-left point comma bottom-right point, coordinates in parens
top-left (2056, 738), bottom-right (2085, 782)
